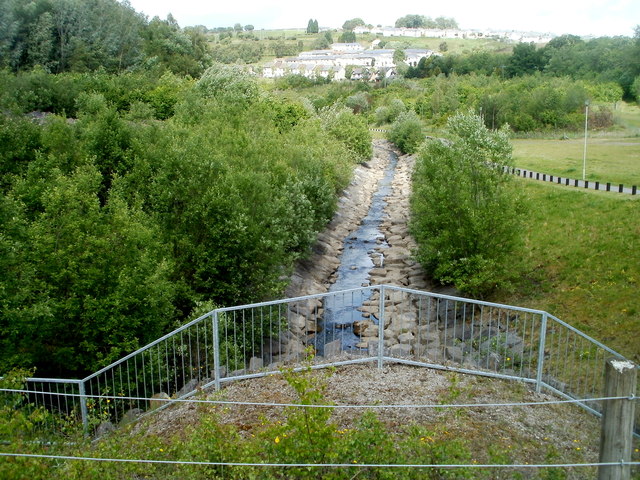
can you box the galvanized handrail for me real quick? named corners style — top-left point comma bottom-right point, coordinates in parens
top-left (3, 285), bottom-right (635, 437)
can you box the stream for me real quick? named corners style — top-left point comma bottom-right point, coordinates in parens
top-left (317, 149), bottom-right (399, 353)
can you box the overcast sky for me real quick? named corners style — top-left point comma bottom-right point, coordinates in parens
top-left (126, 0), bottom-right (638, 37)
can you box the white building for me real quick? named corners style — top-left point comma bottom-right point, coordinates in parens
top-left (352, 25), bottom-right (553, 44)
top-left (330, 43), bottom-right (365, 52)
top-left (260, 47), bottom-right (438, 82)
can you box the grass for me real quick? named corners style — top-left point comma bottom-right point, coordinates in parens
top-left (511, 102), bottom-right (640, 186)
top-left (512, 137), bottom-right (640, 186)
top-left (614, 101), bottom-right (640, 131)
top-left (497, 180), bottom-right (640, 361)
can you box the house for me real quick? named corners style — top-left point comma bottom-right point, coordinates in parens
top-left (330, 43), bottom-right (365, 52)
top-left (259, 47), bottom-right (438, 82)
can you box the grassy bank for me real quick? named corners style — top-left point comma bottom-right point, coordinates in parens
top-left (512, 137), bottom-right (640, 186)
top-left (497, 180), bottom-right (640, 361)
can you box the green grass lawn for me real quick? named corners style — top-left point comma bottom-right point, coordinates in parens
top-left (614, 102), bottom-right (640, 131)
top-left (497, 180), bottom-right (640, 361)
top-left (512, 137), bottom-right (640, 186)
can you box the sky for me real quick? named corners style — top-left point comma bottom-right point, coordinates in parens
top-left (126, 0), bottom-right (638, 38)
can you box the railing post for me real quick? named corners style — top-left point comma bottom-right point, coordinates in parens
top-left (535, 312), bottom-right (548, 393)
top-left (78, 380), bottom-right (89, 434)
top-left (378, 285), bottom-right (385, 370)
top-left (212, 311), bottom-right (221, 391)
top-left (598, 359), bottom-right (637, 480)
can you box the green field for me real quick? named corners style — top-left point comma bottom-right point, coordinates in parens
top-left (497, 180), bottom-right (640, 361)
top-left (512, 137), bottom-right (640, 186)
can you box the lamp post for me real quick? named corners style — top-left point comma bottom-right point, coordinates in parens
top-left (582, 100), bottom-right (589, 181)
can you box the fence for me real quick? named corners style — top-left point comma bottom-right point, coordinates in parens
top-left (2, 285), bottom-right (638, 437)
top-left (505, 166), bottom-right (638, 195)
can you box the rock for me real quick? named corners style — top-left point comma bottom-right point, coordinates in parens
top-left (397, 332), bottom-right (415, 344)
top-left (389, 343), bottom-right (412, 357)
top-left (415, 330), bottom-right (440, 347)
top-left (353, 320), bottom-right (375, 336)
top-left (444, 323), bottom-right (475, 342)
top-left (119, 408), bottom-right (144, 426)
top-left (94, 420), bottom-right (115, 439)
top-left (305, 319), bottom-right (321, 333)
top-left (486, 352), bottom-right (502, 371)
top-left (436, 298), bottom-right (465, 326)
top-left (149, 392), bottom-right (170, 411)
top-left (249, 356), bottom-right (264, 371)
top-left (386, 234), bottom-right (404, 245)
top-left (323, 339), bottom-right (342, 358)
top-left (211, 366), bottom-right (227, 380)
top-left (445, 346), bottom-right (465, 363)
top-left (288, 313), bottom-right (307, 330)
top-left (286, 338), bottom-right (307, 359)
top-left (177, 378), bottom-right (199, 398)
top-left (333, 322), bottom-right (350, 329)
top-left (389, 312), bottom-right (417, 333)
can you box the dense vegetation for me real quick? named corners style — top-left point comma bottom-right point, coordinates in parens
top-left (1, 0), bottom-right (638, 386)
top-left (0, 0), bottom-right (212, 76)
top-left (0, 65), bottom-right (371, 377)
top-left (410, 112), bottom-right (524, 296)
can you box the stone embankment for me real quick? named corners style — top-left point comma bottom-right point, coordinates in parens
top-left (279, 140), bottom-right (526, 374)
top-left (280, 140), bottom-right (437, 361)
top-left (285, 139), bottom-right (429, 300)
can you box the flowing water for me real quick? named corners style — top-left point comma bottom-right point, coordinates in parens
top-left (317, 149), bottom-right (399, 353)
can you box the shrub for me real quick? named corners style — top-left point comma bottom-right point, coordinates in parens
top-left (387, 111), bottom-right (424, 154)
top-left (410, 112), bottom-right (526, 297)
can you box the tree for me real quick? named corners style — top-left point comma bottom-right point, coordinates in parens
top-left (395, 15), bottom-right (428, 29)
top-left (244, 24), bottom-right (254, 31)
top-left (0, 163), bottom-right (178, 375)
top-left (338, 31), bottom-right (356, 43)
top-left (393, 49), bottom-right (406, 64)
top-left (345, 91), bottom-right (370, 113)
top-left (434, 16), bottom-right (458, 29)
top-left (506, 43), bottom-right (545, 77)
top-left (306, 19), bottom-right (319, 34)
top-left (342, 18), bottom-right (365, 31)
top-left (196, 63), bottom-right (260, 106)
top-left (410, 112), bottom-right (525, 296)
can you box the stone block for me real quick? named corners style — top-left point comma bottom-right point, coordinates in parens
top-left (389, 343), bottom-right (412, 357)
top-left (445, 346), bottom-right (465, 364)
top-left (149, 393), bottom-right (170, 411)
top-left (249, 356), bottom-right (264, 371)
top-left (323, 339), bottom-right (342, 358)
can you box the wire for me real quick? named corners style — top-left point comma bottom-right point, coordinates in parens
top-left (1, 387), bottom-right (635, 409)
top-left (0, 452), bottom-right (638, 469)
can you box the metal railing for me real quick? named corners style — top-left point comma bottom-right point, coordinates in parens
top-left (2, 285), bottom-right (636, 436)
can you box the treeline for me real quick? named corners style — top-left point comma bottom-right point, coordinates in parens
top-left (405, 31), bottom-right (640, 101)
top-left (0, 0), bottom-right (211, 76)
top-left (367, 74), bottom-right (622, 132)
top-left (414, 75), bottom-right (622, 131)
top-left (395, 14), bottom-right (458, 29)
top-left (0, 66), bottom-right (371, 377)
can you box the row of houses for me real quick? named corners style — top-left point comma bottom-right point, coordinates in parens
top-left (261, 44), bottom-right (440, 81)
top-left (352, 26), bottom-right (554, 44)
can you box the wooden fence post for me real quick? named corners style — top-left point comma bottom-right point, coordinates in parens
top-left (598, 359), bottom-right (637, 480)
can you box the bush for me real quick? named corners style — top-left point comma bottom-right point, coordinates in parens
top-left (320, 106), bottom-right (373, 162)
top-left (410, 112), bottom-right (526, 297)
top-left (387, 111), bottom-right (424, 154)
